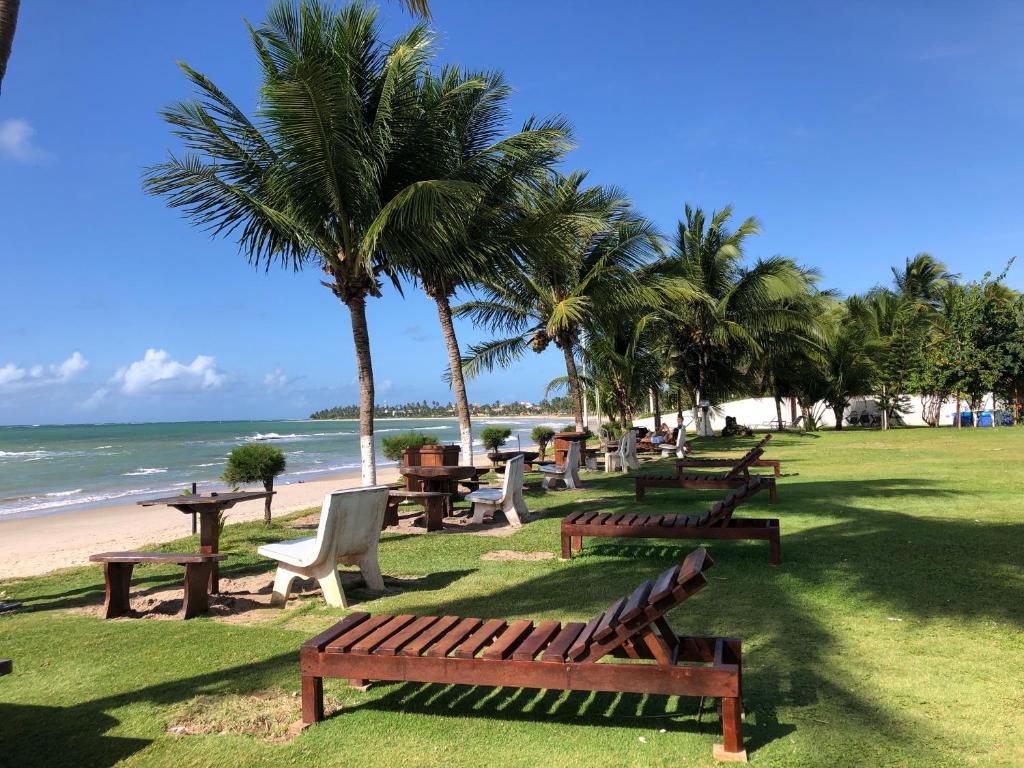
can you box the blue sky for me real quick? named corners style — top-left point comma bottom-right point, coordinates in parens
top-left (2, 0), bottom-right (1023, 425)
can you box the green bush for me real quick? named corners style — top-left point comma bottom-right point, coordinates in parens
top-left (222, 443), bottom-right (286, 524)
top-left (381, 432), bottom-right (439, 463)
top-left (530, 426), bottom-right (556, 460)
top-left (479, 426), bottom-right (512, 453)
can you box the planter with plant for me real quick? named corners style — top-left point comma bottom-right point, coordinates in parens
top-left (479, 426), bottom-right (512, 466)
top-left (381, 433), bottom-right (439, 466)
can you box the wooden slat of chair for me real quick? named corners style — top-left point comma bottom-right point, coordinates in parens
top-left (513, 620), bottom-right (561, 661)
top-left (609, 513), bottom-right (627, 525)
top-left (645, 515), bottom-right (664, 527)
top-left (564, 511), bottom-right (586, 524)
top-left (482, 620), bottom-right (534, 660)
top-left (325, 615), bottom-right (395, 653)
top-left (660, 516), bottom-right (676, 527)
top-left (541, 622), bottom-right (586, 662)
top-left (620, 578), bottom-right (656, 622)
top-left (303, 612), bottom-right (370, 652)
top-left (648, 565), bottom-right (683, 606)
top-left (400, 615), bottom-right (460, 657)
top-left (579, 512), bottom-right (600, 525)
top-left (592, 597), bottom-right (627, 642)
top-left (425, 618), bottom-right (483, 658)
top-left (375, 616), bottom-right (440, 656)
top-left (351, 615), bottom-right (416, 655)
top-left (453, 619), bottom-right (506, 659)
top-left (566, 613), bottom-right (605, 661)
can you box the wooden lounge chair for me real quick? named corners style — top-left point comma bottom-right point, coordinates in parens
top-left (465, 454), bottom-right (529, 526)
top-left (677, 434), bottom-right (780, 477)
top-left (300, 548), bottom-right (747, 762)
top-left (636, 446), bottom-right (777, 504)
top-left (562, 477), bottom-right (780, 564)
top-left (539, 440), bottom-right (583, 490)
top-left (258, 486), bottom-right (388, 608)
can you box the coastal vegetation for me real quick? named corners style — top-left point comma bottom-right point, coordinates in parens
top-left (222, 444), bottom-right (286, 525)
top-left (309, 396), bottom-right (574, 420)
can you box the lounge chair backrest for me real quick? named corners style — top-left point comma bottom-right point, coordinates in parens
top-left (725, 446), bottom-right (765, 479)
top-left (503, 454), bottom-right (524, 500)
top-left (315, 486), bottom-right (389, 562)
top-left (696, 477), bottom-right (767, 527)
top-left (569, 548), bottom-right (714, 663)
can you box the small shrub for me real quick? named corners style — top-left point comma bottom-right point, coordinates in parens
top-left (530, 426), bottom-right (556, 460)
top-left (381, 432), bottom-right (439, 463)
top-left (479, 426), bottom-right (512, 453)
top-left (223, 444), bottom-right (286, 525)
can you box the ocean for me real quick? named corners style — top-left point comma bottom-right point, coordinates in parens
top-left (0, 417), bottom-right (565, 520)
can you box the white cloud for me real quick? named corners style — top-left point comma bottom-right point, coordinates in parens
top-left (0, 352), bottom-right (89, 391)
top-left (264, 367), bottom-right (290, 392)
top-left (112, 349), bottom-right (225, 394)
top-left (0, 119), bottom-right (52, 162)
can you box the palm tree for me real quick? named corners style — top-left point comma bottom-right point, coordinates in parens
top-left (0, 0), bottom-right (19, 94)
top-left (404, 67), bottom-right (569, 460)
top-left (659, 205), bottom-right (819, 430)
top-left (144, 1), bottom-right (488, 484)
top-left (455, 173), bottom-right (660, 430)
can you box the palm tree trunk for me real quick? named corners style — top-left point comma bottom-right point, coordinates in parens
top-left (434, 293), bottom-right (474, 463)
top-left (652, 386), bottom-right (661, 429)
top-left (346, 295), bottom-right (377, 485)
top-left (561, 344), bottom-right (584, 430)
top-left (0, 0), bottom-right (19, 94)
top-left (955, 394), bottom-right (961, 429)
top-left (833, 405), bottom-right (845, 430)
top-left (774, 396), bottom-right (784, 431)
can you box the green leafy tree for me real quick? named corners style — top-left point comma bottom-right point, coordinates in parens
top-left (145, 2), bottom-right (499, 485)
top-left (479, 426), bottom-right (512, 455)
top-left (222, 444), bottom-right (286, 524)
top-left (530, 426), bottom-right (556, 460)
top-left (456, 173), bottom-right (662, 430)
top-left (0, 0), bottom-right (18, 94)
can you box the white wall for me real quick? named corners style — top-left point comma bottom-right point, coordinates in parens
top-left (619, 394), bottom-right (997, 433)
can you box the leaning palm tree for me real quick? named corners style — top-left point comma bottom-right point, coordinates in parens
top-left (144, 1), bottom-right (487, 484)
top-left (455, 173), bottom-right (661, 430)
top-left (659, 205), bottom-right (819, 431)
top-left (403, 67), bottom-right (570, 460)
top-left (0, 0), bottom-right (19, 93)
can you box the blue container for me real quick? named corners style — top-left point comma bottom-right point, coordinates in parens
top-left (955, 411), bottom-right (974, 427)
top-left (978, 411), bottom-right (993, 427)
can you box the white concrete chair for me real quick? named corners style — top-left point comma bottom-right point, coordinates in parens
top-left (605, 431), bottom-right (629, 473)
top-left (466, 454), bottom-right (529, 527)
top-left (661, 425), bottom-right (689, 458)
top-left (608, 430), bottom-right (639, 471)
top-left (540, 441), bottom-right (582, 490)
top-left (257, 485), bottom-right (389, 608)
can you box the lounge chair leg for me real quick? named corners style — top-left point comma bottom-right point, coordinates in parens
top-left (769, 532), bottom-right (781, 566)
top-left (571, 535), bottom-right (583, 554)
top-left (714, 696), bottom-right (747, 762)
top-left (317, 567), bottom-right (349, 609)
top-left (560, 532), bottom-right (572, 560)
top-left (301, 674), bottom-right (324, 724)
top-left (769, 479), bottom-right (777, 505)
top-left (270, 566), bottom-right (299, 607)
top-left (103, 562), bottom-right (134, 618)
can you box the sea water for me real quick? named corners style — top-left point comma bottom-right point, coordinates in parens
top-left (0, 417), bottom-right (563, 519)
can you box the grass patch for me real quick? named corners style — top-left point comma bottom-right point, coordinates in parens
top-left (1, 428), bottom-right (1022, 766)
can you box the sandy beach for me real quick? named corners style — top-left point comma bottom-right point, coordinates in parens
top-left (0, 461), bottom-right (477, 580)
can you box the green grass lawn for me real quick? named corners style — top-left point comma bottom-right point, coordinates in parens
top-left (1, 428), bottom-right (1022, 767)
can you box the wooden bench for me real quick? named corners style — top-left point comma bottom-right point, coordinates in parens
top-left (677, 434), bottom-right (781, 477)
top-left (562, 477), bottom-right (780, 564)
top-left (635, 446), bottom-right (777, 504)
top-left (89, 552), bottom-right (228, 620)
top-left (300, 548), bottom-right (747, 762)
top-left (384, 490), bottom-right (450, 532)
